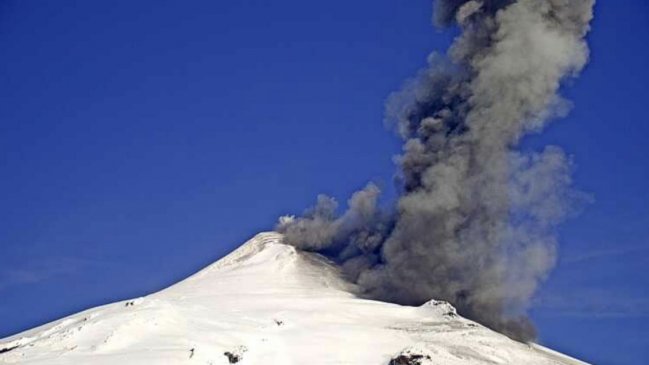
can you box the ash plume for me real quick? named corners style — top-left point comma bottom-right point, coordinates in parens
top-left (277, 0), bottom-right (594, 341)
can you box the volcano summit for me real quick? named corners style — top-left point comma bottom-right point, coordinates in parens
top-left (0, 233), bottom-right (587, 365)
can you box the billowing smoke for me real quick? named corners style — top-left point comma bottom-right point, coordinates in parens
top-left (277, 0), bottom-right (594, 341)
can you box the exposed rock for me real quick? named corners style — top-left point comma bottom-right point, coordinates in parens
top-left (389, 353), bottom-right (431, 365)
top-left (223, 345), bottom-right (247, 364)
top-left (223, 351), bottom-right (240, 363)
top-left (0, 345), bottom-right (19, 354)
top-left (389, 347), bottom-right (433, 365)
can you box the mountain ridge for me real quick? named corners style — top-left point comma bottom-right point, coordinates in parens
top-left (0, 232), bottom-right (588, 364)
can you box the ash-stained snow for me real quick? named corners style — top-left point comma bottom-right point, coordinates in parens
top-left (0, 232), bottom-right (587, 364)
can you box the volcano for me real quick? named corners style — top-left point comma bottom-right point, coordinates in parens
top-left (0, 232), bottom-right (586, 364)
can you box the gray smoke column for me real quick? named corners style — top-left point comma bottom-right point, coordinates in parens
top-left (277, 0), bottom-right (594, 341)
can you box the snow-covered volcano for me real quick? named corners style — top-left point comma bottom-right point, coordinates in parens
top-left (0, 232), bottom-right (586, 364)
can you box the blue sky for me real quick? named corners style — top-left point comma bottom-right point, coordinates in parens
top-left (1, 1), bottom-right (648, 363)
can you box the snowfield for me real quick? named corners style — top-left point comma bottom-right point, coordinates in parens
top-left (0, 232), bottom-right (588, 364)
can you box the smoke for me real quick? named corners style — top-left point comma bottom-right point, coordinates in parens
top-left (277, 0), bottom-right (594, 342)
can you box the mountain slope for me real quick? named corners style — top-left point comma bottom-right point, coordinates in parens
top-left (0, 232), bottom-right (587, 364)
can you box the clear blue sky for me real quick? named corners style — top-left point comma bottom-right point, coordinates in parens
top-left (1, 1), bottom-right (647, 363)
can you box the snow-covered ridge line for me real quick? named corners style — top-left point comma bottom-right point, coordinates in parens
top-left (205, 232), bottom-right (285, 270)
top-left (178, 232), bottom-right (286, 282)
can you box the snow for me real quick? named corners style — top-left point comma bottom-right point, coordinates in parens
top-left (0, 232), bottom-right (589, 364)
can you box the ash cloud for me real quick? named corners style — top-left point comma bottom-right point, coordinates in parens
top-left (277, 0), bottom-right (594, 342)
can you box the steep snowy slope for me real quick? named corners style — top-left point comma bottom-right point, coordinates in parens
top-left (0, 232), bottom-right (587, 364)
